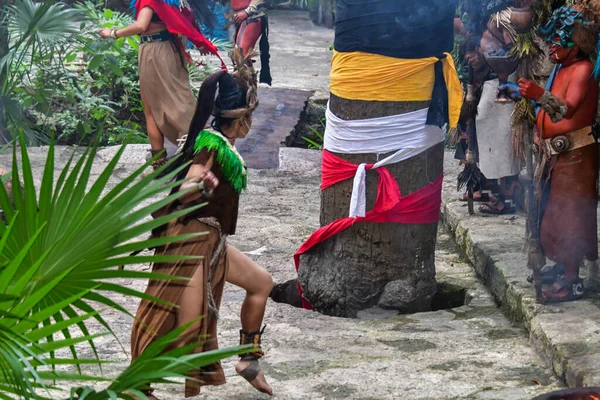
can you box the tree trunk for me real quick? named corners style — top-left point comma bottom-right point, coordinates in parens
top-left (0, 0), bottom-right (10, 145)
top-left (298, 94), bottom-right (443, 318)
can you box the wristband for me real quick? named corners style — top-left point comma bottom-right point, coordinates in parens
top-left (536, 90), bottom-right (568, 123)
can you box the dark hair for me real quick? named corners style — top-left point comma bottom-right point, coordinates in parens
top-left (167, 70), bottom-right (248, 181)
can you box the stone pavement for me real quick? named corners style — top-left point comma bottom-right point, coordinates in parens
top-left (441, 150), bottom-right (600, 389)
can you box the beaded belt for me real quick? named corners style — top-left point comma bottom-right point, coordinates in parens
top-left (541, 126), bottom-right (596, 156)
top-left (140, 30), bottom-right (170, 43)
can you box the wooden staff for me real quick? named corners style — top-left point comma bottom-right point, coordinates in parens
top-left (518, 58), bottom-right (545, 301)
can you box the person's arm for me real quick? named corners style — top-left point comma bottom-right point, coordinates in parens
top-left (178, 154), bottom-right (219, 204)
top-left (518, 64), bottom-right (593, 122)
top-left (99, 7), bottom-right (153, 39)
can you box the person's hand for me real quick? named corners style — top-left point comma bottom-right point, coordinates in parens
top-left (199, 171), bottom-right (219, 192)
top-left (234, 11), bottom-right (248, 24)
top-left (517, 78), bottom-right (545, 101)
top-left (465, 51), bottom-right (483, 69)
top-left (498, 82), bottom-right (522, 102)
top-left (98, 28), bottom-right (111, 39)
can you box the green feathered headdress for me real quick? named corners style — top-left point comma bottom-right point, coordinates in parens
top-left (193, 129), bottom-right (247, 194)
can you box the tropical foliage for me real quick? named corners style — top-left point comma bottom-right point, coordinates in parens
top-left (0, 0), bottom-right (226, 146)
top-left (0, 0), bottom-right (83, 143)
top-left (0, 137), bottom-right (249, 399)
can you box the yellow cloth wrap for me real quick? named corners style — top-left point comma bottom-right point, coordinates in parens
top-left (329, 51), bottom-right (462, 129)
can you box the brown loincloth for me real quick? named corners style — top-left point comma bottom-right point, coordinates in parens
top-left (539, 143), bottom-right (599, 266)
top-left (138, 40), bottom-right (196, 147)
top-left (131, 216), bottom-right (228, 398)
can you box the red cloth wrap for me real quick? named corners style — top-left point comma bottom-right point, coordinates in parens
top-left (295, 150), bottom-right (443, 310)
top-left (133, 0), bottom-right (226, 69)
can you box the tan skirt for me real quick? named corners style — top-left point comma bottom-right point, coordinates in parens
top-left (131, 216), bottom-right (228, 397)
top-left (138, 40), bottom-right (197, 147)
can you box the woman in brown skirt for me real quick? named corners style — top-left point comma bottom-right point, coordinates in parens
top-left (99, 2), bottom-right (219, 171)
top-left (130, 50), bottom-right (273, 399)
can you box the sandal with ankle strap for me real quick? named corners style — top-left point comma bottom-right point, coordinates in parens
top-left (238, 326), bottom-right (271, 395)
top-left (542, 277), bottom-right (584, 303)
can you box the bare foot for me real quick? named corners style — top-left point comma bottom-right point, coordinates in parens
top-left (236, 358), bottom-right (273, 396)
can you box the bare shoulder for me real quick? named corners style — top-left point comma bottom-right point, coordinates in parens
top-left (568, 60), bottom-right (595, 80)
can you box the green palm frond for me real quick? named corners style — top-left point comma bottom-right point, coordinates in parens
top-left (0, 0), bottom-right (84, 143)
top-left (209, 38), bottom-right (233, 52)
top-left (5, 1), bottom-right (81, 46)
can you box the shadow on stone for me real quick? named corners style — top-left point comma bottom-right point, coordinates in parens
top-left (270, 279), bottom-right (303, 308)
top-left (271, 279), bottom-right (468, 315)
top-left (431, 282), bottom-right (468, 311)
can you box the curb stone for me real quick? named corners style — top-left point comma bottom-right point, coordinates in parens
top-left (441, 152), bottom-right (600, 388)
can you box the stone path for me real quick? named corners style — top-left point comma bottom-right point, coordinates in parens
top-left (236, 87), bottom-right (312, 169)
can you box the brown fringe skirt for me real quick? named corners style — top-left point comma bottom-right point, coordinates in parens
top-left (131, 216), bottom-right (228, 397)
top-left (138, 40), bottom-right (197, 147)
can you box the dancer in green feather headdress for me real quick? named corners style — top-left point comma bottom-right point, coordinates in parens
top-left (130, 48), bottom-right (273, 400)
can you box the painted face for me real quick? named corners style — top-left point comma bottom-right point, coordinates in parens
top-left (548, 36), bottom-right (574, 63)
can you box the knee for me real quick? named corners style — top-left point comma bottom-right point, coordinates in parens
top-left (255, 268), bottom-right (273, 297)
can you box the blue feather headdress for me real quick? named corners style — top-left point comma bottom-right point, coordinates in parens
top-left (540, 6), bottom-right (600, 80)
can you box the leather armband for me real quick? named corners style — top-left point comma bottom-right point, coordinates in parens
top-left (245, 4), bottom-right (258, 16)
top-left (245, 0), bottom-right (264, 16)
top-left (536, 90), bottom-right (568, 123)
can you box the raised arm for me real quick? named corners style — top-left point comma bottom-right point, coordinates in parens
top-left (179, 153), bottom-right (220, 204)
top-left (518, 63), bottom-right (595, 122)
top-left (99, 7), bottom-right (154, 39)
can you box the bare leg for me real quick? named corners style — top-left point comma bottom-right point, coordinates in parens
top-left (132, 263), bottom-right (205, 400)
top-left (235, 19), bottom-right (262, 57)
top-left (226, 244), bottom-right (273, 395)
top-left (176, 261), bottom-right (205, 348)
top-left (140, 86), bottom-right (165, 152)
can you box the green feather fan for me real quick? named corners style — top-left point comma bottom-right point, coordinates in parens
top-left (193, 130), bottom-right (247, 194)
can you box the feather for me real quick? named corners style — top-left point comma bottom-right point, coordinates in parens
top-left (194, 130), bottom-right (248, 194)
top-left (457, 162), bottom-right (485, 193)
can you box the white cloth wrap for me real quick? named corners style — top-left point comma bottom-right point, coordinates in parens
top-left (324, 105), bottom-right (445, 218)
top-left (476, 77), bottom-right (519, 179)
